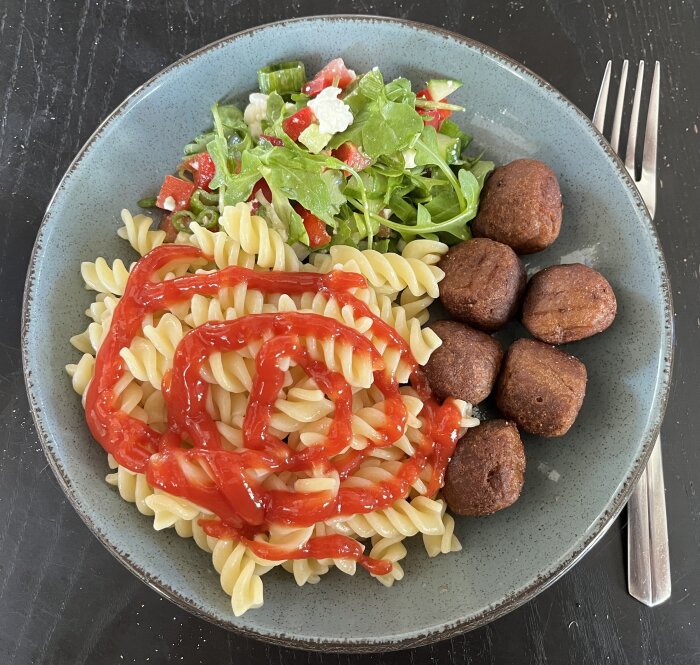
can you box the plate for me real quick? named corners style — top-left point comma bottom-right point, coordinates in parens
top-left (22, 16), bottom-right (673, 652)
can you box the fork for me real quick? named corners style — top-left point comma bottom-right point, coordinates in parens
top-left (593, 60), bottom-right (670, 606)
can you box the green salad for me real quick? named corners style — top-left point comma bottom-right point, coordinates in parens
top-left (142, 57), bottom-right (493, 255)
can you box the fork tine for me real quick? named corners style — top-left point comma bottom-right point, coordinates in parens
top-left (593, 61), bottom-right (611, 132)
top-left (610, 60), bottom-right (629, 152)
top-left (641, 61), bottom-right (660, 218)
top-left (625, 61), bottom-right (645, 176)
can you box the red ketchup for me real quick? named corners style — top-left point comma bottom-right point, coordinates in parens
top-left (84, 244), bottom-right (462, 576)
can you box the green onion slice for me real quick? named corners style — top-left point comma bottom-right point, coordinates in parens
top-left (171, 210), bottom-right (195, 233)
top-left (196, 208), bottom-right (219, 229)
top-left (189, 189), bottom-right (219, 215)
top-left (137, 196), bottom-right (158, 208)
top-left (258, 61), bottom-right (306, 95)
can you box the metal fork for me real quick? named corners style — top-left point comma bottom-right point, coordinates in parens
top-left (593, 60), bottom-right (670, 606)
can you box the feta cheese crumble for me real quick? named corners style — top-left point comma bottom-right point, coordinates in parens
top-left (243, 92), bottom-right (269, 139)
top-left (162, 196), bottom-right (176, 212)
top-left (307, 87), bottom-right (353, 135)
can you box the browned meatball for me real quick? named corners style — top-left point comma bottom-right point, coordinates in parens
top-left (444, 420), bottom-right (525, 516)
top-left (438, 238), bottom-right (527, 331)
top-left (472, 159), bottom-right (563, 254)
top-left (522, 264), bottom-right (617, 344)
top-left (424, 320), bottom-right (504, 404)
top-left (496, 339), bottom-right (587, 437)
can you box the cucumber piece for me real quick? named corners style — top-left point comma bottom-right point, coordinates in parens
top-left (427, 78), bottom-right (463, 101)
top-left (298, 124), bottom-right (332, 153)
top-left (436, 133), bottom-right (461, 165)
top-left (258, 61), bottom-right (306, 95)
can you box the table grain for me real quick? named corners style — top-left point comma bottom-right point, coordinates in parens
top-left (1, 1), bottom-right (698, 663)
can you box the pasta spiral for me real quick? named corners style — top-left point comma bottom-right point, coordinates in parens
top-left (369, 535), bottom-right (408, 587)
top-left (331, 496), bottom-right (447, 539)
top-left (211, 540), bottom-right (265, 616)
top-left (117, 209), bottom-right (166, 256)
top-left (313, 241), bottom-right (446, 298)
top-left (81, 257), bottom-right (131, 296)
top-left (145, 490), bottom-right (207, 531)
top-left (219, 203), bottom-right (302, 272)
top-left (105, 454), bottom-right (154, 516)
top-left (67, 196), bottom-right (477, 618)
top-left (423, 501), bottom-right (462, 558)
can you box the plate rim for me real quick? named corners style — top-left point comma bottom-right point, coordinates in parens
top-left (21, 14), bottom-right (674, 653)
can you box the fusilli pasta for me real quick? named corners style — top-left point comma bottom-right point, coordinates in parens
top-left (67, 202), bottom-right (478, 618)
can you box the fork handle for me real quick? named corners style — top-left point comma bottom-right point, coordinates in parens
top-left (627, 435), bottom-right (671, 606)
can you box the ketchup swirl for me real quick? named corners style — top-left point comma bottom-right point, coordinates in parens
top-left (84, 244), bottom-right (462, 575)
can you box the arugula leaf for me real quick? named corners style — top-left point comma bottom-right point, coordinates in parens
top-left (413, 125), bottom-right (465, 209)
top-left (186, 104), bottom-right (248, 155)
top-left (330, 218), bottom-right (358, 248)
top-left (375, 206), bottom-right (473, 243)
top-left (424, 185), bottom-right (460, 222)
top-left (358, 99), bottom-right (423, 160)
top-left (357, 68), bottom-right (385, 100)
top-left (269, 185), bottom-right (308, 245)
top-left (330, 71), bottom-right (423, 159)
top-left (206, 138), bottom-right (231, 191)
top-left (470, 160), bottom-right (495, 188)
top-left (384, 77), bottom-right (416, 105)
top-left (266, 92), bottom-right (285, 125)
top-left (389, 191), bottom-right (418, 223)
top-left (258, 148), bottom-right (343, 226)
top-left (458, 169), bottom-right (480, 207)
top-left (371, 153), bottom-right (408, 177)
top-left (439, 119), bottom-right (471, 148)
top-left (416, 203), bottom-right (431, 227)
top-left (321, 170), bottom-right (347, 212)
top-left (288, 214), bottom-right (309, 245)
top-left (222, 150), bottom-right (261, 205)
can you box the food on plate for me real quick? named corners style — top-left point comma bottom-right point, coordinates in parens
top-left (472, 159), bottom-right (563, 254)
top-left (69, 203), bottom-right (481, 616)
top-left (424, 320), bottom-right (504, 404)
top-left (443, 420), bottom-right (525, 516)
top-left (438, 237), bottom-right (527, 331)
top-left (495, 339), bottom-right (587, 437)
top-left (66, 57), bottom-right (505, 618)
top-left (137, 58), bottom-right (494, 259)
top-left (64, 54), bottom-right (616, 619)
top-left (522, 263), bottom-right (617, 344)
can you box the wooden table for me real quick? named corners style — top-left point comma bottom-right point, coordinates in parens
top-left (1, 1), bottom-right (698, 663)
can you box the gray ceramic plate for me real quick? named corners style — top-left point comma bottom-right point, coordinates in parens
top-left (22, 16), bottom-right (673, 652)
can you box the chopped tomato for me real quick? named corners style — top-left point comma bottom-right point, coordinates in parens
top-left (416, 88), bottom-right (451, 130)
top-left (332, 142), bottom-right (371, 173)
top-left (282, 106), bottom-right (316, 141)
top-left (158, 213), bottom-right (179, 243)
top-left (156, 175), bottom-right (196, 212)
top-left (302, 58), bottom-right (356, 97)
top-left (293, 204), bottom-right (331, 248)
top-left (249, 179), bottom-right (272, 203)
top-left (182, 153), bottom-right (216, 191)
top-left (259, 134), bottom-right (284, 146)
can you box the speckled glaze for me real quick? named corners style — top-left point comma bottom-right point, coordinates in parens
top-left (22, 16), bottom-right (673, 653)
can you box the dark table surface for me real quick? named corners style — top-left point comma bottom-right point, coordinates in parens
top-left (1, 1), bottom-right (699, 663)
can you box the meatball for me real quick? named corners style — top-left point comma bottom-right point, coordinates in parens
top-left (472, 159), bottom-right (563, 254)
top-left (444, 419), bottom-right (526, 516)
top-left (424, 320), bottom-right (504, 404)
top-left (496, 338), bottom-right (587, 437)
top-left (438, 238), bottom-right (527, 331)
top-left (522, 263), bottom-right (617, 344)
